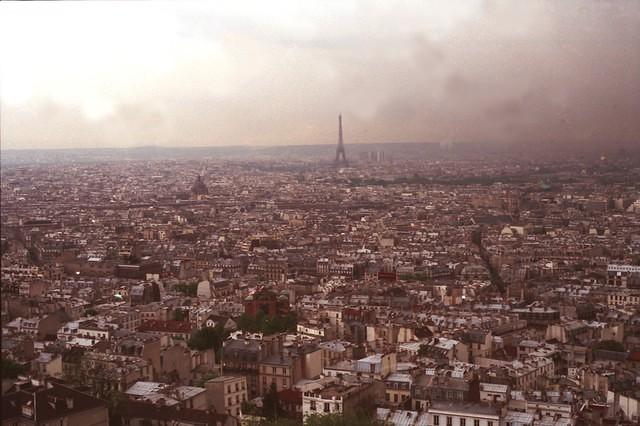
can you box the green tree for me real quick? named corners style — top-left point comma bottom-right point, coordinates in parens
top-left (27, 246), bottom-right (40, 265)
top-left (237, 311), bottom-right (297, 335)
top-left (187, 325), bottom-right (228, 356)
top-left (241, 400), bottom-right (258, 416)
top-left (417, 344), bottom-right (430, 357)
top-left (245, 418), bottom-right (298, 426)
top-left (398, 273), bottom-right (429, 282)
top-left (471, 228), bottom-right (483, 247)
top-left (1, 239), bottom-right (9, 255)
top-left (594, 340), bottom-right (626, 352)
top-left (174, 281), bottom-right (198, 297)
top-left (194, 370), bottom-right (220, 387)
top-left (104, 390), bottom-right (126, 425)
top-left (1, 358), bottom-right (26, 378)
top-left (262, 382), bottom-right (284, 420)
top-left (174, 309), bottom-right (189, 322)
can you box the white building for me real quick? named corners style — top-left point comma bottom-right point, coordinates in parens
top-left (607, 290), bottom-right (640, 307)
top-left (428, 401), bottom-right (502, 426)
top-left (302, 380), bottom-right (382, 423)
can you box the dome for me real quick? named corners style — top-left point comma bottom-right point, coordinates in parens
top-left (191, 175), bottom-right (209, 195)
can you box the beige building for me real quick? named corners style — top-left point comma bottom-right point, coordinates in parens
top-left (354, 352), bottom-right (397, 380)
top-left (607, 290), bottom-right (640, 307)
top-left (34, 352), bottom-right (62, 378)
top-left (258, 346), bottom-right (322, 395)
top-left (384, 373), bottom-right (412, 407)
top-left (507, 357), bottom-right (554, 391)
top-left (479, 383), bottom-right (509, 403)
top-left (205, 375), bottom-right (248, 417)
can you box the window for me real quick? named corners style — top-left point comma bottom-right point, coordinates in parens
top-left (461, 419), bottom-right (466, 426)
top-left (273, 367), bottom-right (277, 374)
top-left (228, 397), bottom-right (232, 406)
top-left (434, 415), bottom-right (440, 425)
top-left (488, 422), bottom-right (493, 426)
top-left (393, 394), bottom-right (398, 403)
top-left (447, 417), bottom-right (452, 426)
top-left (235, 383), bottom-right (239, 392)
top-left (324, 403), bottom-right (330, 413)
top-left (310, 401), bottom-right (316, 411)
top-left (236, 395), bottom-right (239, 403)
top-left (474, 420), bottom-right (479, 426)
top-left (227, 385), bottom-right (231, 393)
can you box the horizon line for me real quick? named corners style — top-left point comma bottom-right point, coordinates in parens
top-left (1, 139), bottom-right (633, 152)
top-left (0, 140), bottom-right (455, 152)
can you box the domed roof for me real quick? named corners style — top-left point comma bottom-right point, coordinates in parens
top-left (191, 175), bottom-right (209, 195)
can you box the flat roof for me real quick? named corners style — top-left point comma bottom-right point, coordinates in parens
top-left (429, 401), bottom-right (501, 417)
top-left (205, 375), bottom-right (244, 383)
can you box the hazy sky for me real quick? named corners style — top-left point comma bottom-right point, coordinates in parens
top-left (1, 0), bottom-right (639, 149)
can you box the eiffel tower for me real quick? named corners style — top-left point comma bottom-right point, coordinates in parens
top-left (334, 114), bottom-right (347, 165)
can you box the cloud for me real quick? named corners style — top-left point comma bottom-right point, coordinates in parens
top-left (1, 0), bottom-right (638, 149)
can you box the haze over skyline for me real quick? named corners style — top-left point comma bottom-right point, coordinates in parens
top-left (1, 0), bottom-right (639, 150)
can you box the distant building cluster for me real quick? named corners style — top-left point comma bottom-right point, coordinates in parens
top-left (1, 153), bottom-right (639, 425)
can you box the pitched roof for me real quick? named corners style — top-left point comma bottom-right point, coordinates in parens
top-left (1, 381), bottom-right (107, 423)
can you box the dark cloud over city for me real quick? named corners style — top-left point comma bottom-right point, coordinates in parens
top-left (1, 0), bottom-right (639, 149)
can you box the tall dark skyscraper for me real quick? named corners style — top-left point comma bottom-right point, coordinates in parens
top-left (334, 114), bottom-right (347, 165)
